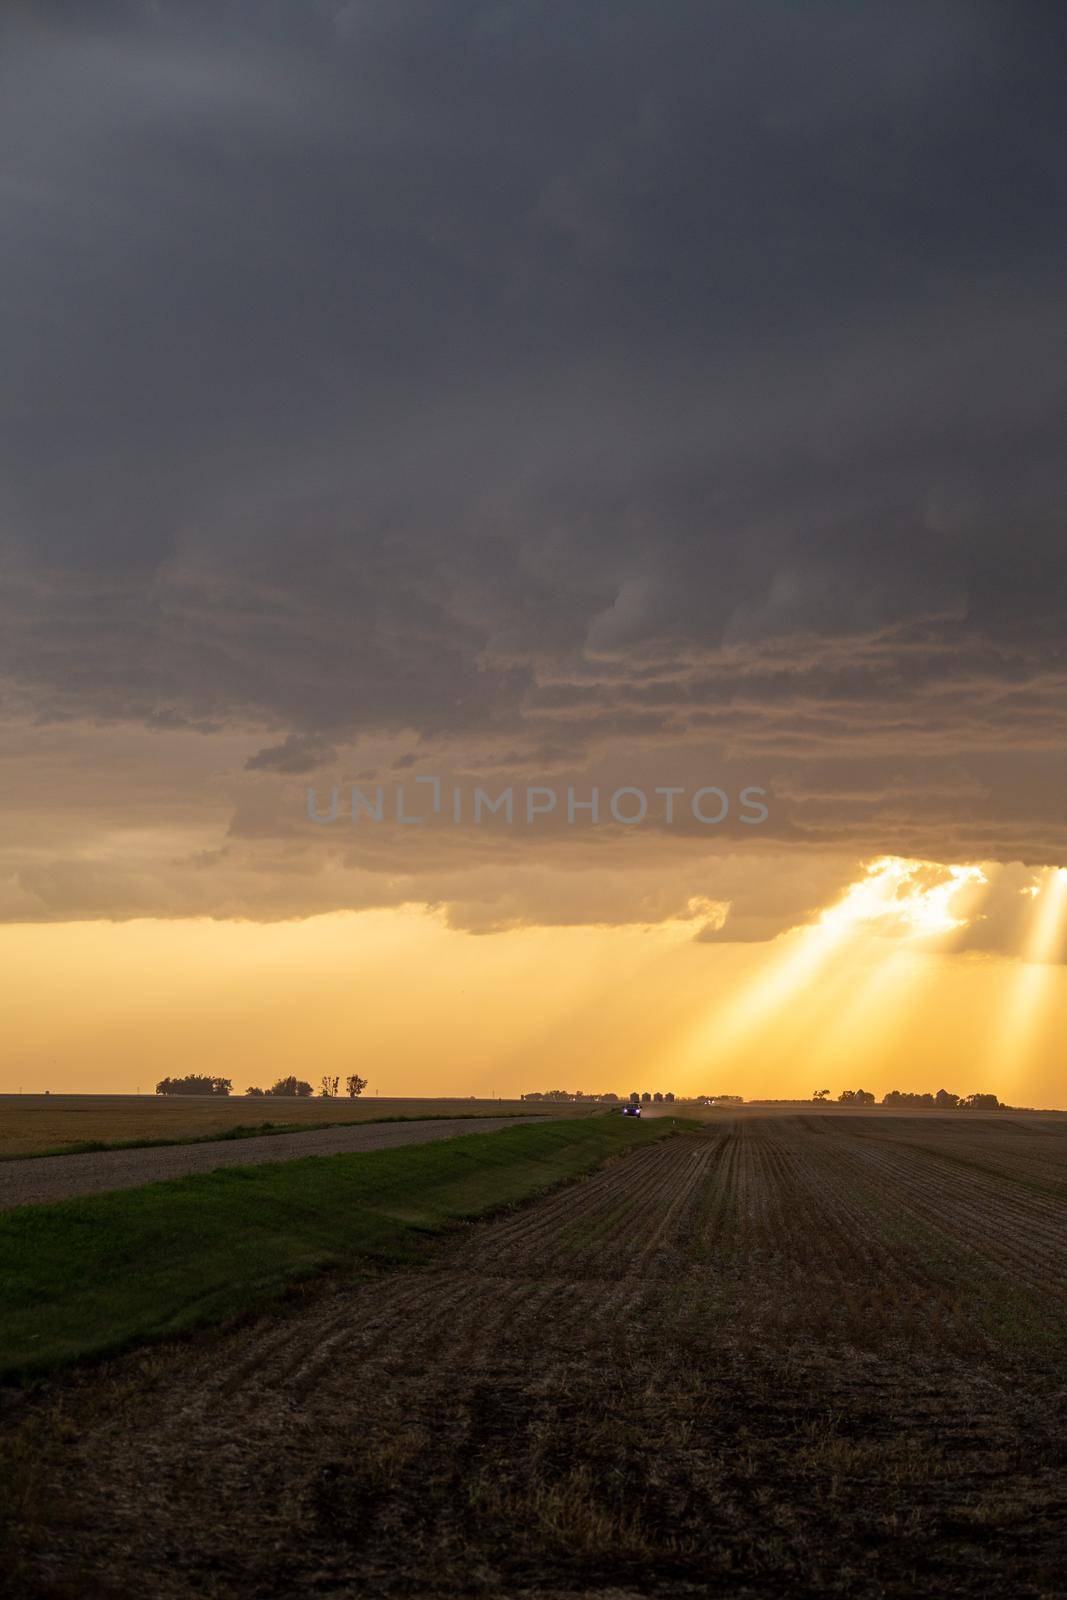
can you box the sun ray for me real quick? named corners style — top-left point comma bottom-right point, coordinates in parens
top-left (669, 856), bottom-right (988, 1086)
top-left (986, 867), bottom-right (1067, 1095)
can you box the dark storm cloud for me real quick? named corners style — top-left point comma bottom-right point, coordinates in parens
top-left (245, 733), bottom-right (337, 773)
top-left (2, 0), bottom-right (1067, 904)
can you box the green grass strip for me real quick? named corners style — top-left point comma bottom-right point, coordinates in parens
top-left (0, 1115), bottom-right (682, 1381)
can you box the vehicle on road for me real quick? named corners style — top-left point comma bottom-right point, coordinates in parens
top-left (622, 1104), bottom-right (641, 1118)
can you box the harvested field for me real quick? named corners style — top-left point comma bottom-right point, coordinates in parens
top-left (0, 1115), bottom-right (546, 1211)
top-left (0, 1095), bottom-right (567, 1161)
top-left (5, 1113), bottom-right (1067, 1598)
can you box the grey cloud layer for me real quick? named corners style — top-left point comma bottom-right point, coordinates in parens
top-left (2, 2), bottom-right (1066, 923)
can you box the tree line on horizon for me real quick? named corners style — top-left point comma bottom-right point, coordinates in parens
top-left (814, 1087), bottom-right (1002, 1108)
top-left (521, 1089), bottom-right (677, 1104)
top-left (156, 1074), bottom-right (368, 1098)
top-left (153, 1075), bottom-right (1003, 1109)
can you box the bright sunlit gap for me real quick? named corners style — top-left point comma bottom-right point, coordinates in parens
top-left (668, 856), bottom-right (990, 1086)
top-left (986, 866), bottom-right (1067, 1095)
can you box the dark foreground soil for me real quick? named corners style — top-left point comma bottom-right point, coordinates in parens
top-left (5, 1116), bottom-right (1067, 1598)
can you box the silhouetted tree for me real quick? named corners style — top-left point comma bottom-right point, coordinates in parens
top-left (246, 1086), bottom-right (264, 1096)
top-left (855, 1089), bottom-right (875, 1105)
top-left (156, 1075), bottom-right (231, 1097)
top-left (320, 1074), bottom-right (340, 1097)
top-left (837, 1089), bottom-right (856, 1103)
top-left (268, 1075), bottom-right (314, 1097)
top-left (346, 1074), bottom-right (368, 1097)
top-left (813, 1088), bottom-right (830, 1101)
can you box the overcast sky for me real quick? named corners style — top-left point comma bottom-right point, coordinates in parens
top-left (2, 1), bottom-right (1065, 937)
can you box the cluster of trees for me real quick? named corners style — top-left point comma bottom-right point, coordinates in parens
top-left (814, 1087), bottom-right (1002, 1109)
top-left (881, 1089), bottom-right (1001, 1109)
top-left (247, 1074), bottom-right (367, 1098)
top-left (320, 1074), bottom-right (367, 1098)
top-left (521, 1089), bottom-right (676, 1103)
top-left (522, 1089), bottom-right (619, 1102)
top-left (156, 1075), bottom-right (232, 1097)
top-left (157, 1074), bottom-right (368, 1098)
top-left (245, 1077), bottom-right (312, 1097)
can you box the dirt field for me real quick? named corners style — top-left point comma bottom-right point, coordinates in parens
top-left (0, 1096), bottom-right (573, 1160)
top-left (7, 1113), bottom-right (1067, 1598)
top-left (0, 1116), bottom-right (545, 1211)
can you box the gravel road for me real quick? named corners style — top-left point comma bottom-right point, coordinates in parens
top-left (0, 1117), bottom-right (542, 1211)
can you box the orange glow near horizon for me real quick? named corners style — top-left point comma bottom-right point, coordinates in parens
top-left (1, 857), bottom-right (1066, 1108)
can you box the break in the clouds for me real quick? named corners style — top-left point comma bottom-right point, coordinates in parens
top-left (1, 2), bottom-right (1065, 930)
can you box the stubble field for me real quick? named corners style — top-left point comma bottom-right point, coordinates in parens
top-left (5, 1111), bottom-right (1067, 1598)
